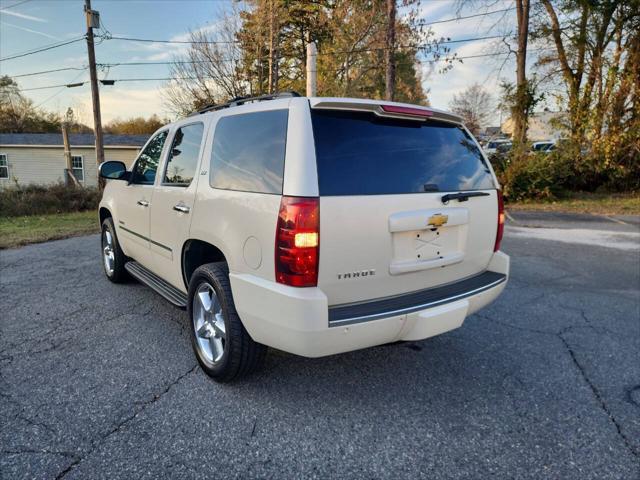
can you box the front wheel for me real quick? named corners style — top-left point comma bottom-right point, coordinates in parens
top-left (101, 217), bottom-right (128, 283)
top-left (187, 262), bottom-right (267, 382)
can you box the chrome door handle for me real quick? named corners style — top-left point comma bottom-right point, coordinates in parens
top-left (137, 200), bottom-right (149, 207)
top-left (173, 203), bottom-right (190, 213)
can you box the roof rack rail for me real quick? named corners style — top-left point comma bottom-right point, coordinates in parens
top-left (192, 91), bottom-right (302, 116)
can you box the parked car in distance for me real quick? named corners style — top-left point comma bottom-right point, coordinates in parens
top-left (483, 138), bottom-right (512, 156)
top-left (98, 93), bottom-right (510, 382)
top-left (495, 142), bottom-right (513, 154)
top-left (532, 141), bottom-right (555, 152)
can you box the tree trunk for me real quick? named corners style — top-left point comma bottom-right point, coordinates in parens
top-left (513, 0), bottom-right (530, 146)
top-left (268, 0), bottom-right (279, 94)
top-left (385, 0), bottom-right (396, 101)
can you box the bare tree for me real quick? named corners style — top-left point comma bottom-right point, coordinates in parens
top-left (449, 83), bottom-right (493, 135)
top-left (163, 5), bottom-right (247, 117)
top-left (537, 0), bottom-right (622, 143)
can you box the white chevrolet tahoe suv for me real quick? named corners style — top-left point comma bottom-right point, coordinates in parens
top-left (98, 93), bottom-right (509, 382)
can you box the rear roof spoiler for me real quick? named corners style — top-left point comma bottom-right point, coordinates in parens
top-left (310, 98), bottom-right (463, 124)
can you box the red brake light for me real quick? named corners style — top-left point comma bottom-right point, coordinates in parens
top-left (380, 105), bottom-right (433, 117)
top-left (494, 190), bottom-right (505, 252)
top-left (275, 196), bottom-right (319, 287)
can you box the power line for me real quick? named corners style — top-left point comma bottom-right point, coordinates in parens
top-left (12, 32), bottom-right (528, 92)
top-left (437, 34), bottom-right (506, 44)
top-left (1, 0), bottom-right (34, 9)
top-left (1, 32), bottom-right (504, 65)
top-left (100, 51), bottom-right (515, 69)
top-left (21, 81), bottom-right (86, 92)
top-left (428, 51), bottom-right (510, 63)
top-left (317, 35), bottom-right (507, 56)
top-left (0, 36), bottom-right (85, 62)
top-left (17, 51), bottom-right (518, 91)
top-left (115, 77), bottom-right (200, 82)
top-left (101, 33), bottom-right (506, 51)
top-left (17, 49), bottom-right (526, 92)
top-left (12, 66), bottom-right (87, 78)
top-left (33, 70), bottom-right (86, 108)
top-left (21, 77), bottom-right (204, 91)
top-left (103, 35), bottom-right (238, 45)
top-left (97, 60), bottom-right (233, 67)
top-left (416, 7), bottom-right (516, 26)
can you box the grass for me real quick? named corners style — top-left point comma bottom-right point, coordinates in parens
top-left (507, 192), bottom-right (640, 215)
top-left (0, 210), bottom-right (99, 249)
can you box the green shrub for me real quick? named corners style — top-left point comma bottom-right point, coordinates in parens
top-left (498, 151), bottom-right (572, 201)
top-left (0, 183), bottom-right (101, 217)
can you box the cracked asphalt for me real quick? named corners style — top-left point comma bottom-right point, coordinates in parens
top-left (1, 211), bottom-right (639, 479)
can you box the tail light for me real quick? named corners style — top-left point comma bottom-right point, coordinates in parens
top-left (275, 196), bottom-right (319, 287)
top-left (494, 190), bottom-right (505, 252)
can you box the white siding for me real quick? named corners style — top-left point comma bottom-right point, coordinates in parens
top-left (0, 146), bottom-right (140, 188)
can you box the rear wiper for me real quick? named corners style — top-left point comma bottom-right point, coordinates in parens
top-left (441, 191), bottom-right (490, 204)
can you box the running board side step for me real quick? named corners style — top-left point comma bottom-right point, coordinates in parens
top-left (125, 261), bottom-right (188, 308)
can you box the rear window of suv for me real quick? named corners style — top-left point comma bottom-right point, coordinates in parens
top-left (311, 109), bottom-right (495, 196)
top-left (210, 109), bottom-right (288, 194)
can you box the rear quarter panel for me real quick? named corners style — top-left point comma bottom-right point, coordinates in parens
top-left (188, 102), bottom-right (292, 280)
top-left (188, 189), bottom-right (281, 279)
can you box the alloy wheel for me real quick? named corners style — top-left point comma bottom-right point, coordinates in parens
top-left (192, 282), bottom-right (226, 364)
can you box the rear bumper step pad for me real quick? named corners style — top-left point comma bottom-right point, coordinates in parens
top-left (328, 271), bottom-right (506, 326)
top-left (125, 261), bottom-right (188, 308)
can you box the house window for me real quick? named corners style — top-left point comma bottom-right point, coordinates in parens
top-left (71, 155), bottom-right (84, 181)
top-left (0, 154), bottom-right (8, 179)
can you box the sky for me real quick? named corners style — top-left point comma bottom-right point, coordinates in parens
top-left (0, 0), bottom-right (529, 126)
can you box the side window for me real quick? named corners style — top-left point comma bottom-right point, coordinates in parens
top-left (132, 131), bottom-right (168, 185)
top-left (71, 155), bottom-right (84, 181)
top-left (0, 154), bottom-right (8, 179)
top-left (163, 123), bottom-right (204, 186)
top-left (210, 109), bottom-right (288, 194)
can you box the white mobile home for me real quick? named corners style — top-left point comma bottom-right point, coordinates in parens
top-left (0, 133), bottom-right (148, 188)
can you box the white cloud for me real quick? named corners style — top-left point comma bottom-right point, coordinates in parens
top-left (145, 51), bottom-right (174, 62)
top-left (416, 1), bottom-right (451, 22)
top-left (0, 20), bottom-right (58, 39)
top-left (61, 54), bottom-right (87, 65)
top-left (423, 36), bottom-right (515, 121)
top-left (73, 87), bottom-right (167, 124)
top-left (0, 8), bottom-right (47, 22)
top-left (124, 21), bottom-right (223, 63)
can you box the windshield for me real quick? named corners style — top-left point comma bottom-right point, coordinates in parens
top-left (311, 109), bottom-right (495, 196)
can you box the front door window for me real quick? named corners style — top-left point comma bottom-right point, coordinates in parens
top-left (132, 131), bottom-right (168, 185)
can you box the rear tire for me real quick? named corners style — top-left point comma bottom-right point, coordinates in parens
top-left (101, 217), bottom-right (128, 283)
top-left (187, 262), bottom-right (267, 382)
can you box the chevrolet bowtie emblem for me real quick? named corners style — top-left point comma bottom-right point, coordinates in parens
top-left (428, 214), bottom-right (448, 227)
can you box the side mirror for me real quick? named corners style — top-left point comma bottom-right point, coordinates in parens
top-left (99, 161), bottom-right (129, 181)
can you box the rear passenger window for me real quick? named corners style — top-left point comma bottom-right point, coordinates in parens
top-left (163, 123), bottom-right (204, 186)
top-left (210, 110), bottom-right (288, 194)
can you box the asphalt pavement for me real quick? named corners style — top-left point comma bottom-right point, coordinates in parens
top-left (1, 211), bottom-right (639, 479)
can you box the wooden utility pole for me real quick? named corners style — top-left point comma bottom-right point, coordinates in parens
top-left (84, 0), bottom-right (105, 186)
top-left (62, 123), bottom-right (73, 186)
top-left (306, 42), bottom-right (317, 97)
top-left (62, 122), bottom-right (80, 188)
top-left (268, 0), bottom-right (278, 94)
top-left (385, 0), bottom-right (396, 101)
top-left (513, 0), bottom-right (530, 146)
